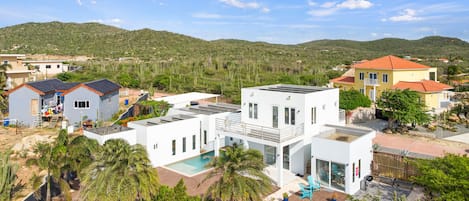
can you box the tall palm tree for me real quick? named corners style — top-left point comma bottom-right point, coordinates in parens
top-left (80, 139), bottom-right (159, 201)
top-left (201, 144), bottom-right (272, 201)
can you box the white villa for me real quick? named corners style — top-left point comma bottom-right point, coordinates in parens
top-left (84, 84), bottom-right (376, 195)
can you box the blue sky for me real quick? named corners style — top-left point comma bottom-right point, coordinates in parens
top-left (1, 0), bottom-right (469, 44)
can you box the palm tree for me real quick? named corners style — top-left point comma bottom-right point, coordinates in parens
top-left (80, 139), bottom-right (159, 201)
top-left (0, 63), bottom-right (12, 88)
top-left (0, 150), bottom-right (18, 201)
top-left (201, 144), bottom-right (272, 201)
top-left (28, 130), bottom-right (99, 201)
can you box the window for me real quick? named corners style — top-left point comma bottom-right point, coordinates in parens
top-left (285, 107), bottom-right (295, 125)
top-left (358, 159), bottom-right (361, 178)
top-left (311, 107), bottom-right (317, 124)
top-left (57, 64), bottom-right (60, 68)
top-left (172, 140), bottom-right (176, 155)
top-left (192, 135), bottom-right (196, 150)
top-left (284, 107), bottom-right (290, 124)
top-left (429, 72), bottom-right (436, 81)
top-left (153, 144), bottom-right (158, 149)
top-left (253, 103), bottom-right (258, 119)
top-left (182, 137), bottom-right (186, 153)
top-left (46, 65), bottom-right (51, 69)
top-left (249, 103), bottom-right (253, 118)
top-left (272, 106), bottom-right (278, 128)
top-left (74, 100), bottom-right (90, 109)
top-left (203, 130), bottom-right (207, 145)
top-left (290, 108), bottom-right (295, 125)
top-left (352, 162), bottom-right (355, 183)
top-left (359, 72), bottom-right (364, 80)
top-left (382, 74), bottom-right (388, 83)
top-left (3, 60), bottom-right (8, 65)
top-left (359, 88), bottom-right (365, 95)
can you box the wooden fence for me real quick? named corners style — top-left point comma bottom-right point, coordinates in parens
top-left (372, 151), bottom-right (419, 181)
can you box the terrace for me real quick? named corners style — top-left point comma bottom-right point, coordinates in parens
top-left (180, 103), bottom-right (240, 115)
top-left (131, 114), bottom-right (196, 126)
top-left (317, 125), bottom-right (372, 143)
top-left (216, 115), bottom-right (304, 144)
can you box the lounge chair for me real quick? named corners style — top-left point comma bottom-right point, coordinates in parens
top-left (299, 183), bottom-right (312, 199)
top-left (307, 175), bottom-right (321, 191)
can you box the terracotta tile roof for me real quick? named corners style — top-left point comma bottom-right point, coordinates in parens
top-left (353, 55), bottom-right (430, 70)
top-left (330, 76), bottom-right (355, 84)
top-left (392, 80), bottom-right (453, 93)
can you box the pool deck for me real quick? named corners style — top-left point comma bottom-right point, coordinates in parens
top-left (156, 167), bottom-right (220, 197)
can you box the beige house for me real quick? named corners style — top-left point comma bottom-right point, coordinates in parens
top-left (1, 54), bottom-right (34, 90)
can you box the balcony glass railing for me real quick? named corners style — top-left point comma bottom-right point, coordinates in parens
top-left (364, 78), bottom-right (379, 85)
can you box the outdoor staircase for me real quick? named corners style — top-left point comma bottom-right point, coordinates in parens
top-left (48, 116), bottom-right (60, 128)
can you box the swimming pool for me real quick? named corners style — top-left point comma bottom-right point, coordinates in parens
top-left (165, 151), bottom-right (215, 176)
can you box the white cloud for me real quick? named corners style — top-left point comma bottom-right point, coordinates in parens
top-left (219, 0), bottom-right (260, 9)
top-left (90, 0), bottom-right (97, 4)
top-left (110, 18), bottom-right (121, 23)
top-left (307, 0), bottom-right (372, 17)
top-left (371, 32), bottom-right (378, 37)
top-left (321, 2), bottom-right (337, 8)
top-left (308, 8), bottom-right (339, 16)
top-left (261, 7), bottom-right (270, 13)
top-left (307, 0), bottom-right (317, 7)
top-left (76, 0), bottom-right (82, 6)
top-left (389, 9), bottom-right (423, 22)
top-left (337, 0), bottom-right (372, 9)
top-left (192, 12), bottom-right (222, 19)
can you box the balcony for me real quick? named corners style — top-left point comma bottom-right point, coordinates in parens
top-left (215, 118), bottom-right (304, 144)
top-left (364, 78), bottom-right (379, 86)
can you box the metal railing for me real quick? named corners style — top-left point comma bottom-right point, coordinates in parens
top-left (216, 118), bottom-right (304, 143)
top-left (364, 78), bottom-right (379, 86)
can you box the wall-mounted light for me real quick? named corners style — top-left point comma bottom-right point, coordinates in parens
top-left (243, 102), bottom-right (246, 106)
top-left (286, 96), bottom-right (291, 100)
top-left (250, 92), bottom-right (254, 97)
top-left (311, 155), bottom-right (314, 159)
top-left (346, 163), bottom-right (349, 167)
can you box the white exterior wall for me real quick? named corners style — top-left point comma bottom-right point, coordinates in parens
top-left (83, 129), bottom-right (137, 145)
top-left (128, 118), bottom-right (201, 167)
top-left (241, 88), bottom-right (305, 129)
top-left (303, 88), bottom-right (340, 140)
top-left (26, 61), bottom-right (68, 75)
top-left (310, 128), bottom-right (375, 194)
top-left (289, 140), bottom-right (305, 175)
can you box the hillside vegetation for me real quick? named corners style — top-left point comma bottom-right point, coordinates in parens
top-left (1, 21), bottom-right (469, 102)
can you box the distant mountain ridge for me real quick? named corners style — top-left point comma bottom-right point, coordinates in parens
top-left (1, 21), bottom-right (469, 60)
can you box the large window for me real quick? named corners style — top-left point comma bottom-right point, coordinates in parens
top-left (249, 103), bottom-right (253, 118)
top-left (290, 108), bottom-right (295, 125)
top-left (253, 103), bottom-right (258, 119)
top-left (74, 100), bottom-right (90, 109)
top-left (331, 162), bottom-right (345, 191)
top-left (46, 65), bottom-right (51, 69)
top-left (284, 107), bottom-right (289, 124)
top-left (316, 159), bottom-right (329, 186)
top-left (311, 107), bottom-right (317, 124)
top-left (192, 135), bottom-right (196, 150)
top-left (359, 72), bottom-right (364, 80)
top-left (172, 140), bottom-right (176, 155)
top-left (182, 137), bottom-right (186, 153)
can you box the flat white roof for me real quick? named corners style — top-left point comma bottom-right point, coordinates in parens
top-left (154, 92), bottom-right (219, 105)
top-left (0, 54), bottom-right (26, 57)
top-left (23, 60), bottom-right (66, 63)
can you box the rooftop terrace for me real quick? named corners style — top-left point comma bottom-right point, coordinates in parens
top-left (249, 84), bottom-right (334, 94)
top-left (316, 125), bottom-right (372, 143)
top-left (85, 125), bottom-right (134, 135)
top-left (181, 103), bottom-right (240, 115)
top-left (132, 114), bottom-right (196, 126)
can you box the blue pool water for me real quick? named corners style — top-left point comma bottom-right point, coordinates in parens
top-left (166, 151), bottom-right (215, 176)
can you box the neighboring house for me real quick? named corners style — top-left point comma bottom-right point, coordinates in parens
top-left (330, 55), bottom-right (452, 110)
top-left (0, 54), bottom-right (34, 89)
top-left (85, 84), bottom-right (376, 194)
top-left (23, 60), bottom-right (69, 78)
top-left (6, 78), bottom-right (120, 127)
top-left (63, 79), bottom-right (121, 126)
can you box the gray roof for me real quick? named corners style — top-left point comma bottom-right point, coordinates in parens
top-left (27, 79), bottom-right (64, 94)
top-left (85, 125), bottom-right (134, 135)
top-left (85, 79), bottom-right (121, 95)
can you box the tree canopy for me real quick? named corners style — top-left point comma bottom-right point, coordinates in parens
top-left (339, 90), bottom-right (371, 111)
top-left (412, 154), bottom-right (469, 200)
top-left (377, 89), bottom-right (430, 129)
